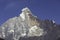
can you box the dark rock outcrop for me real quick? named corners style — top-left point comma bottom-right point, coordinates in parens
top-left (0, 38), bottom-right (4, 40)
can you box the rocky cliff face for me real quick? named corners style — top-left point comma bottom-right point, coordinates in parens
top-left (0, 7), bottom-right (60, 40)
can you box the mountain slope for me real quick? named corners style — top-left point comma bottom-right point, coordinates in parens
top-left (0, 7), bottom-right (60, 40)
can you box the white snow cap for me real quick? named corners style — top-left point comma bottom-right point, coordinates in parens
top-left (20, 12), bottom-right (25, 21)
top-left (21, 33), bottom-right (26, 37)
top-left (8, 30), bottom-right (14, 33)
top-left (2, 32), bottom-right (5, 37)
top-left (29, 25), bottom-right (44, 36)
top-left (52, 20), bottom-right (55, 23)
top-left (20, 7), bottom-right (31, 21)
top-left (22, 7), bottom-right (30, 12)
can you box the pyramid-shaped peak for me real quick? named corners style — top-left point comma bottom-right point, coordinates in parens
top-left (20, 7), bottom-right (32, 21)
top-left (22, 7), bottom-right (31, 12)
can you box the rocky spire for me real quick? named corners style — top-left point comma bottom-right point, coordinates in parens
top-left (20, 7), bottom-right (32, 21)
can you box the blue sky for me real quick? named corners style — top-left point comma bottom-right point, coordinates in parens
top-left (0, 0), bottom-right (60, 25)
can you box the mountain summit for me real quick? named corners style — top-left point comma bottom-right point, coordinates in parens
top-left (0, 7), bottom-right (60, 40)
top-left (0, 7), bottom-right (45, 40)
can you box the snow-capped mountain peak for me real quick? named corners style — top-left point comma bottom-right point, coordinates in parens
top-left (20, 7), bottom-right (32, 21)
top-left (0, 7), bottom-right (44, 40)
top-left (0, 7), bottom-right (60, 40)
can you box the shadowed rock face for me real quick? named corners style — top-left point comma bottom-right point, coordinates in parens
top-left (19, 19), bottom-right (60, 40)
top-left (0, 7), bottom-right (60, 40)
top-left (19, 24), bottom-right (60, 40)
top-left (57, 37), bottom-right (60, 40)
top-left (19, 36), bottom-right (41, 40)
top-left (0, 38), bottom-right (4, 40)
